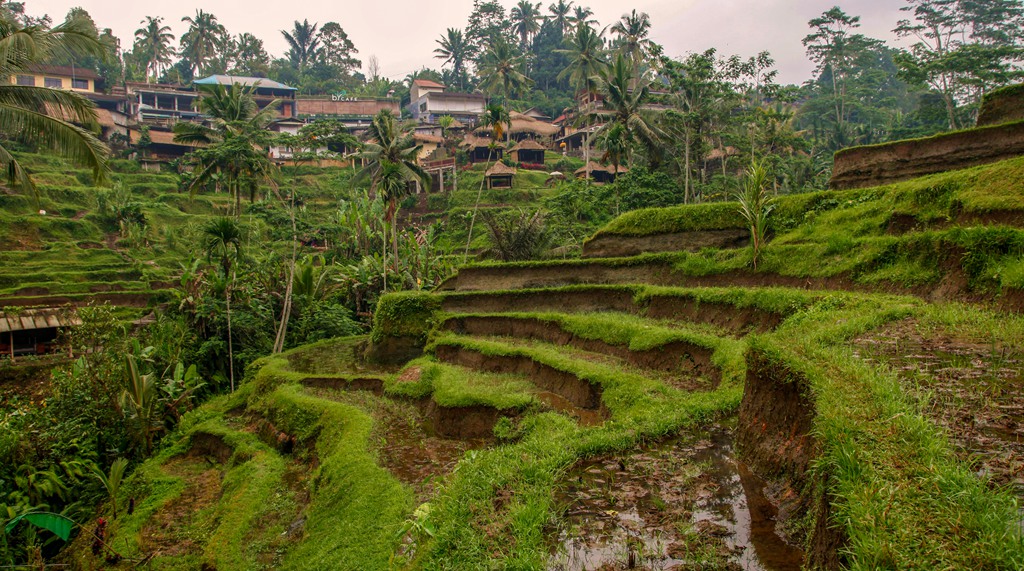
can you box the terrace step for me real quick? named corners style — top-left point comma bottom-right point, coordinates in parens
top-left (441, 313), bottom-right (726, 391)
top-left (440, 286), bottom-right (795, 335)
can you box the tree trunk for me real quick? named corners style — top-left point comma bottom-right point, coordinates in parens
top-left (226, 271), bottom-right (235, 392)
top-left (683, 127), bottom-right (692, 203)
top-left (464, 148), bottom-right (493, 262)
top-left (273, 193), bottom-right (298, 354)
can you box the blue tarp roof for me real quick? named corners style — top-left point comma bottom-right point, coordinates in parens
top-left (194, 75), bottom-right (296, 91)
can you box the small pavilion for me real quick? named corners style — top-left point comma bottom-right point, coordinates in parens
top-left (485, 162), bottom-right (517, 189)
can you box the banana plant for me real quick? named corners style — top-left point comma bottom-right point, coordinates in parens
top-left (120, 349), bottom-right (160, 454)
top-left (89, 459), bottom-right (128, 519)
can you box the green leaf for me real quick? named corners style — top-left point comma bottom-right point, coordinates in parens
top-left (4, 512), bottom-right (75, 541)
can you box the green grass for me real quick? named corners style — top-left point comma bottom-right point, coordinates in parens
top-left (590, 156), bottom-right (1024, 242)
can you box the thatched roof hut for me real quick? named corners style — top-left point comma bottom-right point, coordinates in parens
top-left (485, 162), bottom-right (517, 189)
top-left (510, 139), bottom-right (547, 164)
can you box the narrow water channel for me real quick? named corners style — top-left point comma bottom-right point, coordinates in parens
top-left (548, 420), bottom-right (804, 570)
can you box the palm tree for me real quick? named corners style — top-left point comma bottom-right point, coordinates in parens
top-left (476, 38), bottom-right (534, 99)
top-left (434, 28), bottom-right (469, 90)
top-left (180, 10), bottom-right (225, 77)
top-left (510, 1), bottom-right (543, 49)
top-left (569, 6), bottom-right (597, 32)
top-left (557, 25), bottom-right (606, 95)
top-left (548, 0), bottom-right (574, 35)
top-left (203, 217), bottom-right (242, 390)
top-left (354, 110), bottom-right (430, 286)
top-left (173, 82), bottom-right (280, 214)
top-left (590, 54), bottom-right (665, 167)
top-left (134, 16), bottom-right (175, 82)
top-left (557, 25), bottom-right (606, 172)
top-left (610, 10), bottom-right (655, 82)
top-left (464, 103), bottom-right (512, 260)
top-left (282, 19), bottom-right (321, 72)
top-left (0, 15), bottom-right (110, 201)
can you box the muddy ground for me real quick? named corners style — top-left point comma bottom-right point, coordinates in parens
top-left (548, 421), bottom-right (804, 571)
top-left (305, 387), bottom-right (486, 501)
top-left (853, 318), bottom-right (1024, 495)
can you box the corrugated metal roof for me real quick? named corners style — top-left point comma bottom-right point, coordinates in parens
top-left (0, 308), bottom-right (81, 334)
top-left (194, 75), bottom-right (296, 91)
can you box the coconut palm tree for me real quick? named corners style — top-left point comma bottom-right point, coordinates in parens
top-left (434, 28), bottom-right (469, 90)
top-left (464, 103), bottom-right (512, 260)
top-left (510, 1), bottom-right (543, 49)
top-left (203, 217), bottom-right (242, 390)
top-left (610, 9), bottom-right (655, 81)
top-left (569, 6), bottom-right (597, 32)
top-left (354, 110), bottom-right (430, 286)
top-left (557, 25), bottom-right (606, 172)
top-left (134, 16), bottom-right (175, 82)
top-left (282, 19), bottom-right (321, 72)
top-left (590, 54), bottom-right (666, 166)
top-left (556, 25), bottom-right (606, 95)
top-left (548, 0), bottom-right (574, 35)
top-left (180, 10), bottom-right (226, 77)
top-left (476, 38), bottom-right (534, 99)
top-left (0, 14), bottom-right (110, 201)
top-left (173, 82), bottom-right (280, 214)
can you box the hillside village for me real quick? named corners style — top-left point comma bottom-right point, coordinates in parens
top-left (2, 0), bottom-right (1024, 569)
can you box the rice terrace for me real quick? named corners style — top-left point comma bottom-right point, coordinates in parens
top-left (1, 0), bottom-right (1024, 569)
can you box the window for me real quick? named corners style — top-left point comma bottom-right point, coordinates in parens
top-left (419, 102), bottom-right (427, 112)
top-left (44, 77), bottom-right (63, 88)
top-left (16, 75), bottom-right (34, 86)
top-left (71, 78), bottom-right (88, 90)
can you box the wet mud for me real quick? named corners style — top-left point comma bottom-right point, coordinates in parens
top-left (305, 387), bottom-right (486, 500)
top-left (853, 318), bottom-right (1024, 495)
top-left (548, 422), bottom-right (804, 570)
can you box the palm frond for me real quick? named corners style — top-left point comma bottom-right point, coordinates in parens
top-left (0, 105), bottom-right (109, 186)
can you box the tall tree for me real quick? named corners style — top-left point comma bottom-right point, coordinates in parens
top-left (610, 9), bottom-right (657, 82)
top-left (803, 8), bottom-right (884, 141)
top-left (319, 22), bottom-right (360, 71)
top-left (477, 37), bottom-right (534, 99)
top-left (203, 217), bottom-right (242, 390)
top-left (569, 5), bottom-right (597, 31)
top-left (590, 54), bottom-right (666, 166)
top-left (282, 19), bottom-right (321, 72)
top-left (548, 0), bottom-right (574, 35)
top-left (510, 1), bottom-right (543, 49)
top-left (172, 82), bottom-right (280, 214)
top-left (354, 110), bottom-right (429, 286)
top-left (894, 0), bottom-right (1024, 128)
top-left (557, 24), bottom-right (607, 94)
top-left (466, 0), bottom-right (512, 63)
top-left (134, 16), bottom-right (175, 82)
top-left (465, 102), bottom-right (512, 260)
top-left (0, 14), bottom-right (110, 200)
top-left (661, 50), bottom-right (734, 202)
top-left (434, 28), bottom-right (470, 90)
top-left (180, 10), bottom-right (226, 77)
top-left (232, 33), bottom-right (269, 76)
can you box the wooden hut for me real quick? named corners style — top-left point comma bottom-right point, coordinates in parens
top-left (485, 162), bottom-right (517, 189)
top-left (461, 134), bottom-right (503, 163)
top-left (0, 308), bottom-right (81, 359)
top-left (511, 139), bottom-right (547, 164)
top-left (574, 161), bottom-right (628, 184)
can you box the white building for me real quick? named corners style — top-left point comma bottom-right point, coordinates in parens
top-left (407, 79), bottom-right (486, 125)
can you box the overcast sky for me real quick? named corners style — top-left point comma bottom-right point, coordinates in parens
top-left (25, 0), bottom-right (907, 84)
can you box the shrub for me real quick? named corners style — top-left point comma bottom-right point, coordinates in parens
top-left (483, 209), bottom-right (552, 261)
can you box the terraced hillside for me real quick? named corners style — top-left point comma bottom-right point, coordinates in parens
top-left (0, 153), bottom-right (354, 308)
top-left (68, 154), bottom-right (1024, 569)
